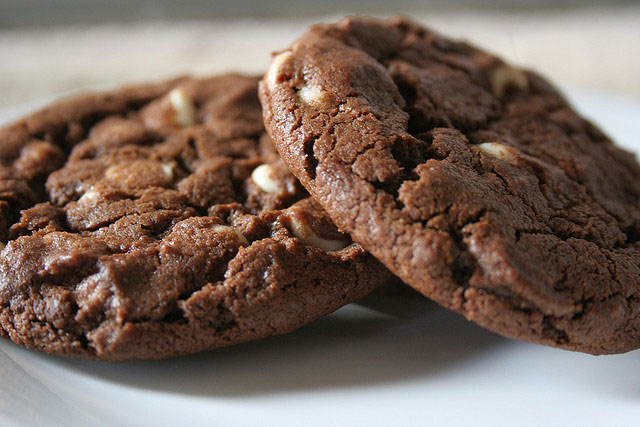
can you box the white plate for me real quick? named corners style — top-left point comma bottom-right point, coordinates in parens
top-left (1, 88), bottom-right (640, 427)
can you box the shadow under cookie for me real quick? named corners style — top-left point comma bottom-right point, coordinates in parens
top-left (16, 296), bottom-right (504, 397)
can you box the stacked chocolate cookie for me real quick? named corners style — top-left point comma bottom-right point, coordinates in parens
top-left (1, 17), bottom-right (638, 361)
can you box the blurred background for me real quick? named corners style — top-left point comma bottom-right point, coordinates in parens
top-left (0, 0), bottom-right (639, 111)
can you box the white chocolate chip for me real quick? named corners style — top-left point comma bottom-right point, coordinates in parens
top-left (161, 163), bottom-right (174, 180)
top-left (297, 85), bottom-right (324, 105)
top-left (104, 165), bottom-right (121, 180)
top-left (266, 51), bottom-right (292, 90)
top-left (478, 142), bottom-right (518, 162)
top-left (78, 189), bottom-right (99, 204)
top-left (387, 63), bottom-right (400, 77)
top-left (251, 164), bottom-right (280, 194)
top-left (168, 88), bottom-right (196, 127)
top-left (212, 225), bottom-right (249, 245)
top-left (233, 229), bottom-right (249, 246)
top-left (490, 65), bottom-right (529, 99)
top-left (289, 216), bottom-right (348, 252)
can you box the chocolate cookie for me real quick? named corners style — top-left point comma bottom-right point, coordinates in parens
top-left (260, 17), bottom-right (640, 354)
top-left (0, 74), bottom-right (390, 361)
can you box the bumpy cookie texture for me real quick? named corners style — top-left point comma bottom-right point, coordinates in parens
top-left (260, 17), bottom-right (640, 354)
top-left (0, 74), bottom-right (390, 361)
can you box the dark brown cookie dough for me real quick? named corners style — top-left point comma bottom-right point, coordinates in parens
top-left (260, 16), bottom-right (640, 354)
top-left (0, 74), bottom-right (390, 361)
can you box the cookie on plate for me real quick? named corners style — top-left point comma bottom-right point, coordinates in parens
top-left (260, 16), bottom-right (640, 354)
top-left (0, 74), bottom-right (391, 361)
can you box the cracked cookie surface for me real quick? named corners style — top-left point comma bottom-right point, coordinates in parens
top-left (260, 17), bottom-right (640, 354)
top-left (0, 74), bottom-right (390, 361)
